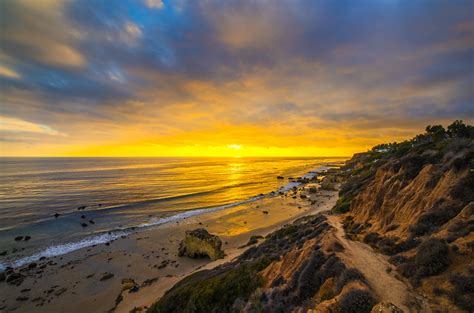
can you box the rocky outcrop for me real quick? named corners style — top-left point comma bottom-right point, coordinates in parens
top-left (178, 228), bottom-right (224, 261)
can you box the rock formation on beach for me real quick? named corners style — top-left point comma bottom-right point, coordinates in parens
top-left (178, 228), bottom-right (224, 261)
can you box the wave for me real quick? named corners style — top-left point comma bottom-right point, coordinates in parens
top-left (0, 165), bottom-right (330, 271)
top-left (0, 231), bottom-right (128, 271)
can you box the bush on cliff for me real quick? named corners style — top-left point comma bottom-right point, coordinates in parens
top-left (333, 196), bottom-right (351, 213)
top-left (449, 270), bottom-right (474, 312)
top-left (337, 289), bottom-right (376, 313)
top-left (398, 238), bottom-right (450, 285)
top-left (409, 199), bottom-right (464, 236)
top-left (335, 268), bottom-right (367, 293)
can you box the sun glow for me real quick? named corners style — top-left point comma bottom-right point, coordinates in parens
top-left (227, 144), bottom-right (242, 150)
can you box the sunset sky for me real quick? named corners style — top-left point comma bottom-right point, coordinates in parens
top-left (0, 0), bottom-right (473, 157)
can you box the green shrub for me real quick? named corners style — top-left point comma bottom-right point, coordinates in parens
top-left (148, 257), bottom-right (272, 313)
top-left (333, 197), bottom-right (351, 214)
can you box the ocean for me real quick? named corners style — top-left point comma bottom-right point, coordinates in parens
top-left (0, 157), bottom-right (344, 270)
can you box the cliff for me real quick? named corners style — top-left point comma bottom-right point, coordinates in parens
top-left (339, 121), bottom-right (473, 312)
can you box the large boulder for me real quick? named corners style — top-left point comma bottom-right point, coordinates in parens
top-left (178, 228), bottom-right (224, 260)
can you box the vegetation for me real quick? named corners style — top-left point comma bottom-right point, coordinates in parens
top-left (335, 120), bottom-right (473, 215)
top-left (398, 239), bottom-right (450, 285)
top-left (148, 257), bottom-right (272, 313)
top-left (335, 268), bottom-right (367, 293)
top-left (333, 196), bottom-right (351, 213)
top-left (337, 289), bottom-right (376, 313)
top-left (449, 270), bottom-right (474, 312)
top-left (148, 215), bottom-right (341, 313)
top-left (409, 199), bottom-right (465, 236)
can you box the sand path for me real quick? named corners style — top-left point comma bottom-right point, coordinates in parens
top-left (327, 215), bottom-right (432, 313)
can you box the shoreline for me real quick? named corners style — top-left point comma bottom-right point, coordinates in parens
top-left (0, 165), bottom-right (334, 272)
top-left (0, 173), bottom-right (339, 313)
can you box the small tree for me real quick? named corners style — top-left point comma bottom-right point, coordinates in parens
top-left (447, 120), bottom-right (471, 138)
top-left (425, 125), bottom-right (446, 141)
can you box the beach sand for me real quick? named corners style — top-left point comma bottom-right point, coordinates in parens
top-left (1, 186), bottom-right (338, 313)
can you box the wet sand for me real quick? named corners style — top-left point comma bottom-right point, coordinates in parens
top-left (0, 185), bottom-right (338, 313)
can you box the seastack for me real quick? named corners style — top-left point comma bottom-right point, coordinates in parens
top-left (178, 228), bottom-right (224, 261)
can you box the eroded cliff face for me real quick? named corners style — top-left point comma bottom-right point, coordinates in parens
top-left (339, 138), bottom-right (473, 312)
top-left (349, 164), bottom-right (470, 239)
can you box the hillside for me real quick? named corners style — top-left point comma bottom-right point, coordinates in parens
top-left (147, 120), bottom-right (473, 313)
top-left (337, 120), bottom-right (473, 312)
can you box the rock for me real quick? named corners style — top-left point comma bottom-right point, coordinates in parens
top-left (262, 211), bottom-right (269, 214)
top-left (77, 206), bottom-right (86, 210)
top-left (0, 250), bottom-right (7, 256)
top-left (121, 278), bottom-right (137, 291)
top-left (277, 176), bottom-right (284, 179)
top-left (81, 215), bottom-right (86, 219)
top-left (14, 236), bottom-right (24, 241)
top-left (371, 302), bottom-right (404, 313)
top-left (129, 285), bottom-right (140, 293)
top-left (0, 272), bottom-right (5, 282)
top-left (142, 277), bottom-right (159, 286)
top-left (81, 223), bottom-right (88, 227)
top-left (16, 296), bottom-right (29, 301)
top-left (28, 262), bottom-right (37, 269)
top-left (55, 287), bottom-right (67, 296)
top-left (100, 272), bottom-right (114, 281)
top-left (246, 235), bottom-right (263, 246)
top-left (24, 236), bottom-right (31, 241)
top-left (54, 213), bottom-right (60, 218)
top-left (178, 228), bottom-right (224, 260)
top-left (89, 220), bottom-right (95, 224)
top-left (31, 296), bottom-right (44, 302)
top-left (6, 272), bottom-right (24, 286)
top-left (156, 259), bottom-right (170, 269)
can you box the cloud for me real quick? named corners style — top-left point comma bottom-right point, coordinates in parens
top-left (145, 0), bottom-right (164, 9)
top-left (0, 64), bottom-right (20, 79)
top-left (0, 0), bottom-right (472, 156)
top-left (1, 0), bottom-right (85, 69)
top-left (0, 116), bottom-right (63, 136)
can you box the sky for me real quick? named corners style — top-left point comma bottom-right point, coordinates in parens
top-left (0, 0), bottom-right (473, 157)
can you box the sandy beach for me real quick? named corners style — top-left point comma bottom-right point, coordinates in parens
top-left (1, 181), bottom-right (338, 313)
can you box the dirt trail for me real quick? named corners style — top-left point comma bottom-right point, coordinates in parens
top-left (326, 215), bottom-right (432, 313)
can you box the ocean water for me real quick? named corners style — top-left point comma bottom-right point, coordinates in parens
top-left (0, 157), bottom-right (344, 269)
